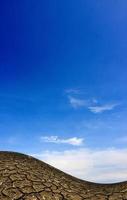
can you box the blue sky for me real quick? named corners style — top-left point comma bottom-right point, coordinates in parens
top-left (0, 0), bottom-right (127, 183)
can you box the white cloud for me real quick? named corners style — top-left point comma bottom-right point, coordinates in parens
top-left (68, 96), bottom-right (87, 109)
top-left (65, 88), bottom-right (81, 95)
top-left (40, 136), bottom-right (84, 146)
top-left (92, 98), bottom-right (98, 104)
top-left (88, 103), bottom-right (118, 113)
top-left (31, 148), bottom-right (127, 183)
top-left (67, 94), bottom-right (119, 113)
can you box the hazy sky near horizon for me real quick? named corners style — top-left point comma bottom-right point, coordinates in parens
top-left (0, 0), bottom-right (127, 183)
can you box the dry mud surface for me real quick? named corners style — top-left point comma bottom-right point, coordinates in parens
top-left (0, 151), bottom-right (127, 200)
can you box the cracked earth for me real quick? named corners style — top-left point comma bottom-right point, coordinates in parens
top-left (0, 151), bottom-right (127, 200)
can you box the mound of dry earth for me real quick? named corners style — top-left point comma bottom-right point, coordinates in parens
top-left (0, 151), bottom-right (127, 200)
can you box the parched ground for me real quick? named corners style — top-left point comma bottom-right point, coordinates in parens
top-left (0, 152), bottom-right (127, 200)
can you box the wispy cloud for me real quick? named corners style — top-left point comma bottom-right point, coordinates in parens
top-left (40, 136), bottom-right (84, 146)
top-left (65, 88), bottom-right (81, 95)
top-left (31, 147), bottom-right (127, 183)
top-left (115, 136), bottom-right (127, 143)
top-left (68, 96), bottom-right (87, 109)
top-left (66, 91), bottom-right (119, 113)
top-left (88, 103), bottom-right (119, 113)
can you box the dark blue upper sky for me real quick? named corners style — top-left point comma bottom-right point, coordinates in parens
top-left (1, 0), bottom-right (127, 86)
top-left (0, 0), bottom-right (127, 160)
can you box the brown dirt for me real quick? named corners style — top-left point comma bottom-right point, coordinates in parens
top-left (0, 151), bottom-right (127, 200)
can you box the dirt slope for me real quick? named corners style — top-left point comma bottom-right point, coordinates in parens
top-left (0, 151), bottom-right (127, 200)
